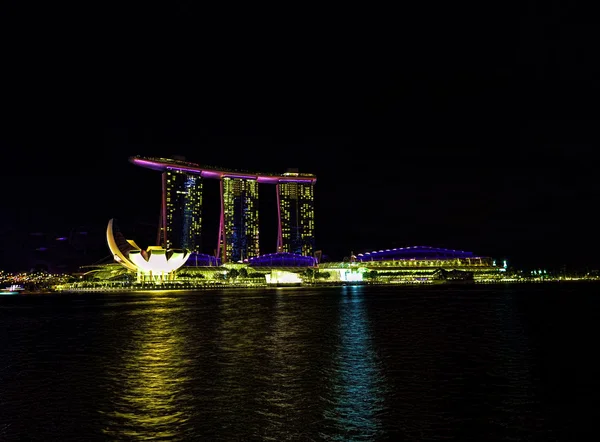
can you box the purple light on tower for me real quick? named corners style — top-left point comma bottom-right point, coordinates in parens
top-left (130, 156), bottom-right (317, 262)
top-left (130, 156), bottom-right (317, 183)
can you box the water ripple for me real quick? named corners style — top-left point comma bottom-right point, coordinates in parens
top-left (1, 284), bottom-right (594, 440)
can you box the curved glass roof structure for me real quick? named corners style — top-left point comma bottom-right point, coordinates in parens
top-left (355, 246), bottom-right (480, 262)
top-left (184, 252), bottom-right (221, 267)
top-left (247, 252), bottom-right (318, 267)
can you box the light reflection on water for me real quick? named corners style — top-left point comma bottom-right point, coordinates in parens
top-left (95, 290), bottom-right (388, 440)
top-left (100, 296), bottom-right (192, 440)
top-left (321, 286), bottom-right (387, 440)
top-left (0, 284), bottom-right (582, 440)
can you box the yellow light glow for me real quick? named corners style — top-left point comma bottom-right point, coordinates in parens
top-left (265, 270), bottom-right (303, 285)
top-left (106, 219), bottom-right (190, 281)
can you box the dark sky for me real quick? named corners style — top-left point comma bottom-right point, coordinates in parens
top-left (1, 2), bottom-right (598, 272)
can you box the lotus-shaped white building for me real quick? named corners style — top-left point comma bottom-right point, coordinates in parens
top-left (106, 219), bottom-right (190, 283)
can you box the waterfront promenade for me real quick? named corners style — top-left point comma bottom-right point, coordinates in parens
top-left (55, 277), bottom-right (598, 293)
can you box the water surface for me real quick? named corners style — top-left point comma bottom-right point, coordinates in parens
top-left (1, 283), bottom-right (598, 440)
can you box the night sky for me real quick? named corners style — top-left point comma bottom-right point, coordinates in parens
top-left (1, 2), bottom-right (598, 272)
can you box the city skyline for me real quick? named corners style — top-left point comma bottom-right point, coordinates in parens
top-left (0, 134), bottom-right (597, 273)
top-left (0, 138), bottom-right (596, 274)
top-left (2, 4), bottom-right (599, 442)
top-left (135, 156), bottom-right (317, 263)
top-left (1, 1), bottom-right (598, 272)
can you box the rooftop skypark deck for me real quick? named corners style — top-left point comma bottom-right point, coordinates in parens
top-left (130, 156), bottom-right (317, 184)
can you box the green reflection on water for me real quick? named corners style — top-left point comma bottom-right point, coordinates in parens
top-left (323, 287), bottom-right (387, 441)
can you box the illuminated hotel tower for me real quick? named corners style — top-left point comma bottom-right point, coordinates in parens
top-left (158, 169), bottom-right (203, 252)
top-left (218, 177), bottom-right (259, 263)
top-left (129, 156), bottom-right (316, 263)
top-left (276, 170), bottom-right (316, 257)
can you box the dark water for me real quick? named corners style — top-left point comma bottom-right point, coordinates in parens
top-left (1, 283), bottom-right (599, 441)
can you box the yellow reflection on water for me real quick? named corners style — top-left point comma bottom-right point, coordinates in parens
top-left (256, 291), bottom-right (307, 434)
top-left (101, 296), bottom-right (191, 440)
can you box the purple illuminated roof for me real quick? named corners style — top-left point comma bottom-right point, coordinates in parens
top-left (247, 252), bottom-right (317, 267)
top-left (184, 252), bottom-right (221, 267)
top-left (355, 246), bottom-right (480, 262)
top-left (130, 156), bottom-right (317, 184)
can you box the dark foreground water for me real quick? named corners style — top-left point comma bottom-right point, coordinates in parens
top-left (1, 283), bottom-right (599, 441)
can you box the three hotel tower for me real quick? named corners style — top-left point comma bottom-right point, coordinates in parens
top-left (130, 156), bottom-right (316, 263)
